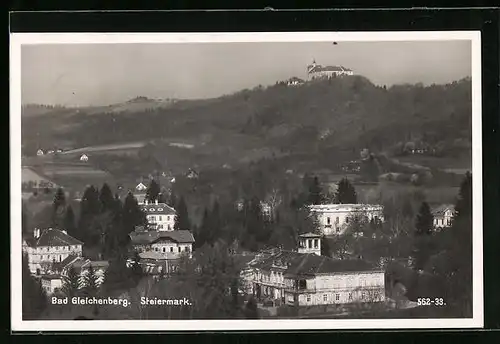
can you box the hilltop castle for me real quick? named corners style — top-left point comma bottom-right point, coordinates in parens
top-left (306, 60), bottom-right (354, 80)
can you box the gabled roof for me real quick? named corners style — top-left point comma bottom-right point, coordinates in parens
top-left (35, 228), bottom-right (83, 247)
top-left (299, 232), bottom-right (322, 238)
top-left (431, 204), bottom-right (455, 217)
top-left (308, 64), bottom-right (353, 74)
top-left (250, 250), bottom-right (378, 279)
top-left (140, 203), bottom-right (176, 215)
top-left (130, 230), bottom-right (195, 245)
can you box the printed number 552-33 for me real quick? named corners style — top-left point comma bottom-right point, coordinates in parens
top-left (417, 298), bottom-right (445, 306)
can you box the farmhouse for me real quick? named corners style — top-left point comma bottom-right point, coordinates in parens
top-left (140, 200), bottom-right (176, 231)
top-left (79, 154), bottom-right (89, 162)
top-left (37, 149), bottom-right (45, 156)
top-left (431, 204), bottom-right (455, 230)
top-left (286, 77), bottom-right (305, 86)
top-left (135, 182), bottom-right (147, 192)
top-left (129, 228), bottom-right (195, 257)
top-left (307, 60), bottom-right (354, 80)
top-left (23, 228), bottom-right (83, 275)
top-left (308, 204), bottom-right (384, 236)
top-left (244, 248), bottom-right (385, 307)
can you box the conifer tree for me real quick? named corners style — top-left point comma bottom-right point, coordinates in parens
top-left (98, 183), bottom-right (115, 213)
top-left (62, 265), bottom-right (81, 297)
top-left (63, 205), bottom-right (77, 239)
top-left (52, 187), bottom-right (66, 227)
top-left (307, 176), bottom-right (324, 205)
top-left (174, 196), bottom-right (190, 231)
top-left (335, 178), bottom-right (357, 204)
top-left (78, 185), bottom-right (100, 245)
top-left (83, 264), bottom-right (99, 297)
top-left (145, 179), bottom-right (161, 203)
top-left (413, 201), bottom-right (434, 270)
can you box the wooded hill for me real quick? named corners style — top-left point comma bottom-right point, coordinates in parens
top-left (22, 75), bottom-right (472, 174)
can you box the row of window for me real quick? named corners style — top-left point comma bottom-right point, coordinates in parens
top-left (435, 218), bottom-right (452, 226)
top-left (147, 215), bottom-right (172, 221)
top-left (35, 245), bottom-right (79, 252)
top-left (153, 246), bottom-right (190, 253)
top-left (306, 291), bottom-right (375, 303)
top-left (325, 215), bottom-right (380, 225)
top-left (157, 224), bottom-right (172, 230)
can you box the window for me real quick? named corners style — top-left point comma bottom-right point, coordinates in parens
top-left (170, 247), bottom-right (173, 252)
top-left (306, 295), bottom-right (311, 302)
top-left (335, 217), bottom-right (339, 224)
top-left (327, 217), bottom-right (331, 225)
top-left (178, 247), bottom-right (181, 253)
top-left (155, 247), bottom-right (158, 251)
top-left (185, 246), bottom-right (190, 252)
top-left (59, 255), bottom-right (61, 262)
top-left (314, 239), bottom-right (318, 248)
top-left (162, 247), bottom-right (166, 253)
top-left (348, 293), bottom-right (352, 301)
top-left (308, 240), bottom-right (312, 249)
top-left (159, 216), bottom-right (162, 221)
top-left (345, 217), bottom-right (349, 224)
top-left (168, 225), bottom-right (171, 230)
top-left (167, 216), bottom-right (170, 221)
top-left (335, 294), bottom-right (340, 301)
top-left (323, 294), bottom-right (328, 302)
top-left (158, 225), bottom-right (163, 229)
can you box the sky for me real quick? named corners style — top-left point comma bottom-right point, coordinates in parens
top-left (21, 40), bottom-right (472, 106)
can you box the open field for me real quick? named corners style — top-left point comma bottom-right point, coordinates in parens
top-left (61, 141), bottom-right (147, 155)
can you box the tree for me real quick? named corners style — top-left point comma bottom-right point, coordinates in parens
top-left (307, 176), bottom-right (324, 205)
top-left (174, 196), bottom-right (190, 231)
top-left (335, 178), bottom-right (357, 204)
top-left (413, 201), bottom-right (434, 270)
top-left (63, 205), bottom-right (77, 239)
top-left (82, 264), bottom-right (99, 297)
top-left (77, 185), bottom-right (100, 244)
top-left (195, 207), bottom-right (210, 248)
top-left (321, 236), bottom-right (332, 257)
top-left (22, 202), bottom-right (29, 236)
top-left (62, 265), bottom-right (81, 297)
top-left (122, 192), bottom-right (147, 236)
top-left (22, 253), bottom-right (47, 319)
top-left (146, 179), bottom-right (161, 203)
top-left (52, 187), bottom-right (66, 227)
top-left (98, 183), bottom-right (115, 213)
top-left (102, 253), bottom-right (135, 292)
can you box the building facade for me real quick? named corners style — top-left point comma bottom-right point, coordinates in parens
top-left (307, 60), bottom-right (354, 80)
top-left (297, 232), bottom-right (322, 256)
top-left (308, 204), bottom-right (384, 236)
top-left (40, 274), bottom-right (63, 295)
top-left (431, 204), bottom-right (455, 230)
top-left (245, 249), bottom-right (385, 307)
top-left (23, 228), bottom-right (83, 275)
top-left (140, 200), bottom-right (176, 231)
top-left (129, 229), bottom-right (195, 258)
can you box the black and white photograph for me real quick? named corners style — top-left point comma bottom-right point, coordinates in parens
top-left (10, 32), bottom-right (483, 331)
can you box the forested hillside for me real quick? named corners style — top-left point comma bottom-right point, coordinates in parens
top-left (22, 75), bottom-right (472, 173)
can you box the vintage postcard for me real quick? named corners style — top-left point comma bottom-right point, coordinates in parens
top-left (10, 31), bottom-right (483, 331)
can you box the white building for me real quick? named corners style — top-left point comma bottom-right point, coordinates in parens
top-left (23, 228), bottom-right (83, 275)
top-left (307, 60), bottom-right (354, 80)
top-left (431, 204), bottom-right (455, 230)
top-left (135, 182), bottom-right (147, 192)
top-left (308, 204), bottom-right (384, 236)
top-left (140, 200), bottom-right (176, 231)
top-left (36, 149), bottom-right (45, 156)
top-left (129, 229), bottom-right (195, 258)
top-left (79, 154), bottom-right (89, 162)
top-left (40, 274), bottom-right (63, 295)
top-left (297, 232), bottom-right (322, 256)
top-left (246, 249), bottom-right (385, 307)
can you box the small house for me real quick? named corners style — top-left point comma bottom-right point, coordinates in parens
top-left (36, 149), bottom-right (45, 156)
top-left (79, 154), bottom-right (89, 162)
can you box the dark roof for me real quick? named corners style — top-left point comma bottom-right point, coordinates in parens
top-left (308, 64), bottom-right (352, 74)
top-left (53, 254), bottom-right (79, 272)
top-left (130, 230), bottom-right (195, 245)
top-left (431, 204), bottom-right (455, 217)
top-left (299, 232), bottom-right (322, 238)
top-left (36, 228), bottom-right (83, 247)
top-left (251, 250), bottom-right (378, 278)
top-left (140, 203), bottom-right (176, 215)
top-left (41, 274), bottom-right (62, 280)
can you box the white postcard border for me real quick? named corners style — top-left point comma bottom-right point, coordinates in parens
top-left (10, 31), bottom-right (483, 331)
